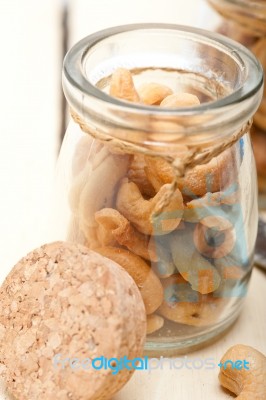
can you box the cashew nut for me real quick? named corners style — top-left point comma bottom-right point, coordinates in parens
top-left (69, 144), bottom-right (111, 213)
top-left (94, 246), bottom-right (164, 314)
top-left (153, 258), bottom-right (176, 279)
top-left (95, 208), bottom-right (158, 262)
top-left (145, 148), bottom-right (237, 197)
top-left (151, 236), bottom-right (176, 278)
top-left (116, 178), bottom-right (184, 235)
top-left (144, 157), bottom-right (173, 192)
top-left (193, 215), bottom-right (236, 259)
top-left (160, 92), bottom-right (200, 107)
top-left (70, 147), bottom-right (130, 244)
top-left (219, 344), bottom-right (266, 399)
top-left (213, 264), bottom-right (246, 299)
top-left (138, 82), bottom-right (173, 105)
top-left (183, 186), bottom-right (240, 223)
top-left (158, 274), bottom-right (224, 326)
top-left (147, 314), bottom-right (164, 335)
top-left (170, 228), bottom-right (221, 294)
top-left (127, 155), bottom-right (156, 197)
top-left (109, 68), bottom-right (140, 103)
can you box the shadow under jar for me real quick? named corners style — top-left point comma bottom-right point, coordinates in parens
top-left (208, 0), bottom-right (266, 198)
top-left (60, 24), bottom-right (263, 355)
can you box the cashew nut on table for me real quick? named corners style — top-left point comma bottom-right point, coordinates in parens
top-left (219, 344), bottom-right (266, 399)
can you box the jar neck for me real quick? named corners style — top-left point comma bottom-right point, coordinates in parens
top-left (64, 76), bottom-right (262, 152)
top-left (63, 24), bottom-right (263, 150)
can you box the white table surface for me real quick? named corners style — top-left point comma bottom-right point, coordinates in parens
top-left (0, 1), bottom-right (265, 399)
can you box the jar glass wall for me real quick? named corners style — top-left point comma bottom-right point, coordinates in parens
top-left (59, 24), bottom-right (263, 354)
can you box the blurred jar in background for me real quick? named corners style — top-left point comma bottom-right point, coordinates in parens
top-left (208, 0), bottom-right (266, 199)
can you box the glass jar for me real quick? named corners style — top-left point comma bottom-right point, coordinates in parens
top-left (59, 24), bottom-right (263, 355)
top-left (208, 0), bottom-right (266, 199)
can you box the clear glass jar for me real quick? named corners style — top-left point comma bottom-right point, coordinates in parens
top-left (59, 24), bottom-right (263, 355)
top-left (208, 0), bottom-right (266, 198)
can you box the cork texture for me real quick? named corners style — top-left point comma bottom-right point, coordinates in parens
top-left (0, 242), bottom-right (146, 400)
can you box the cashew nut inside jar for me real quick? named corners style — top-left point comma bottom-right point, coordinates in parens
top-left (59, 24), bottom-right (263, 354)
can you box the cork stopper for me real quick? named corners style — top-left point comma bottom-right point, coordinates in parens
top-left (0, 242), bottom-right (146, 400)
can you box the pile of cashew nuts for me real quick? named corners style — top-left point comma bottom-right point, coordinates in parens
top-left (69, 68), bottom-right (247, 336)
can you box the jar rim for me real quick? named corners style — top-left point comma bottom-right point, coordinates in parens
top-left (63, 23), bottom-right (263, 116)
top-left (63, 23), bottom-right (263, 146)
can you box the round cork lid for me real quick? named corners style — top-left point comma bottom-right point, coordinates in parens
top-left (0, 241), bottom-right (146, 400)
